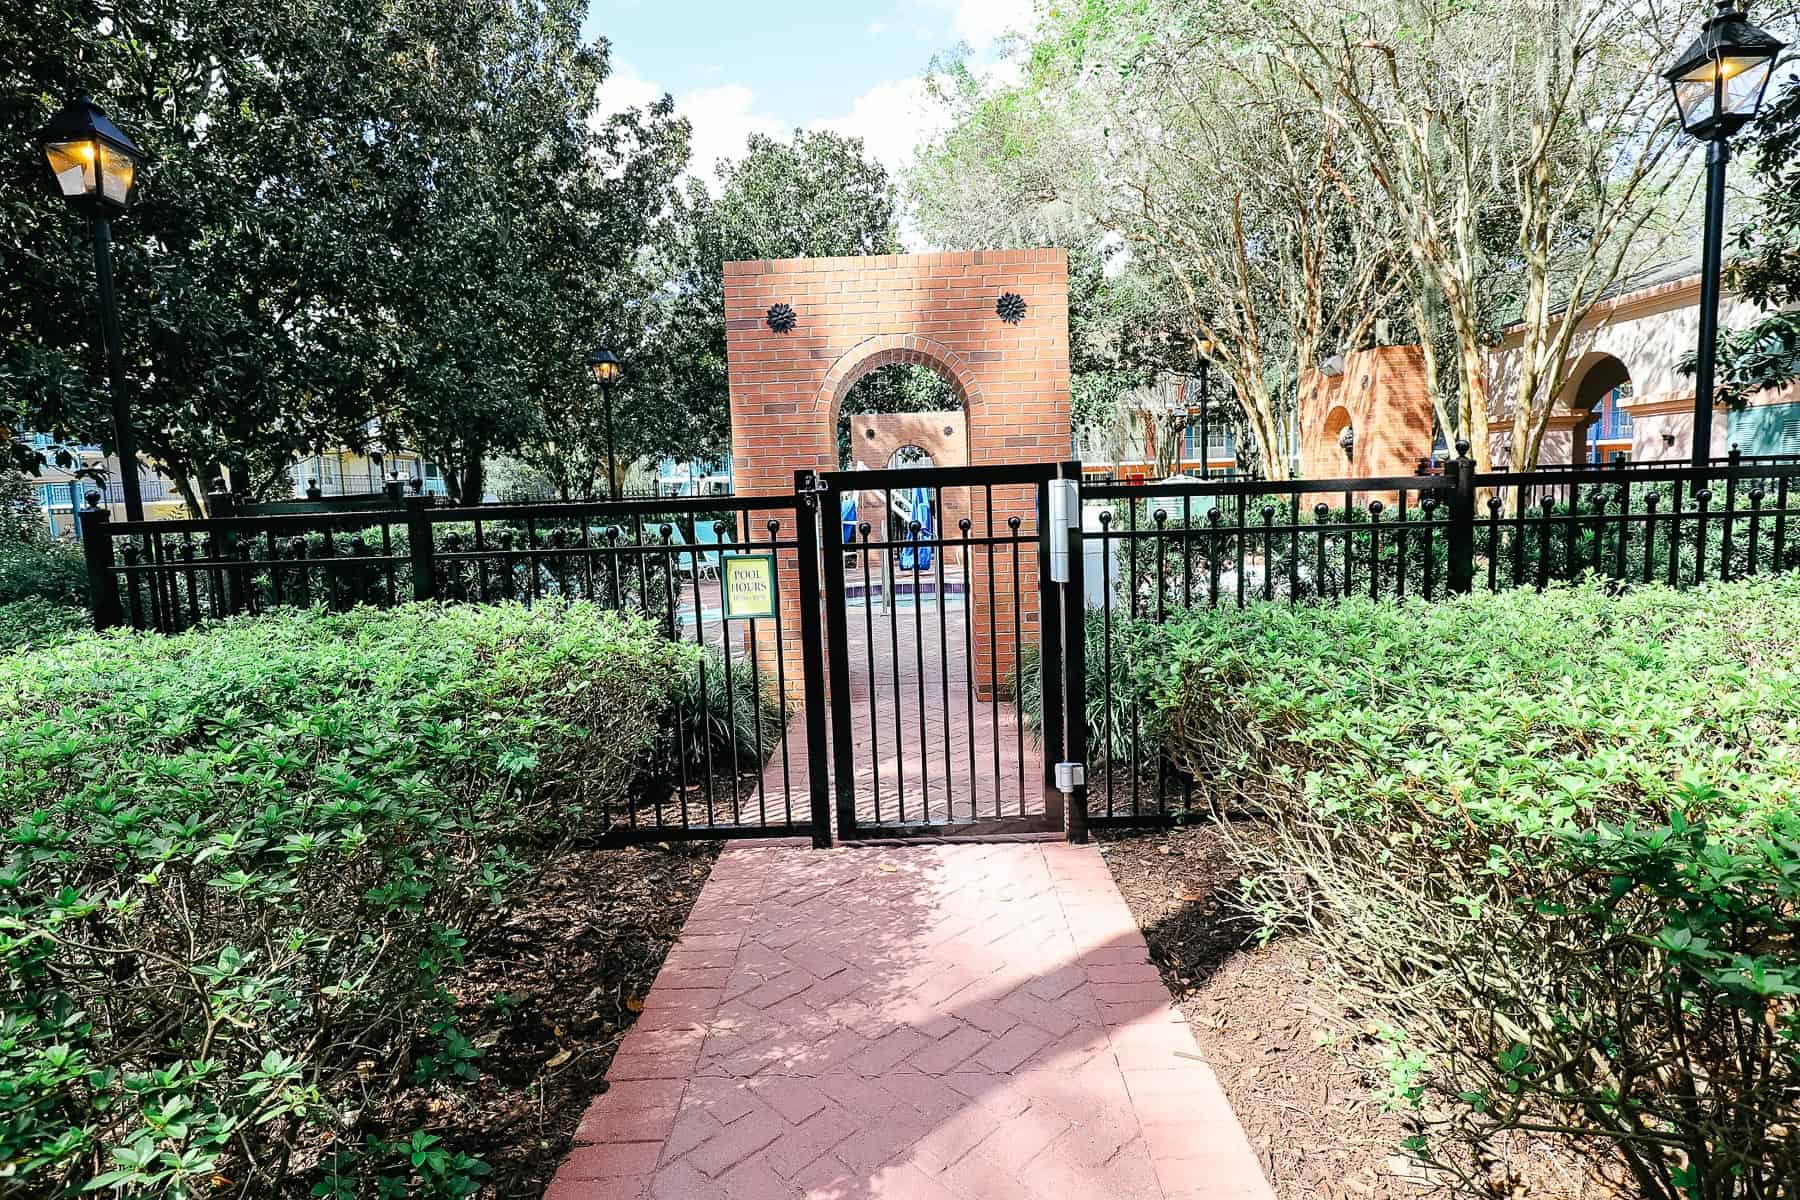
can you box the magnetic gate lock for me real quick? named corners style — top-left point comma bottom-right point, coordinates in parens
top-left (1048, 478), bottom-right (1079, 582)
top-left (1054, 761), bottom-right (1086, 792)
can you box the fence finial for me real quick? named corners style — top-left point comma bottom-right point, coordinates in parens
top-left (1455, 438), bottom-right (1472, 460)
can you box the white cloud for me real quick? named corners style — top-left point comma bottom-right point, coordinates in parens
top-left (808, 76), bottom-right (941, 180)
top-left (594, 59), bottom-right (785, 187)
top-left (677, 83), bottom-right (787, 180)
top-left (597, 58), bottom-right (664, 115)
top-left (915, 0), bottom-right (1035, 48)
top-left (867, 19), bottom-right (889, 35)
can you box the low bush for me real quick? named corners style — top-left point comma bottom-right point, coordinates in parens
top-left (653, 648), bottom-right (787, 781)
top-left (0, 603), bottom-right (686, 1198)
top-left (0, 541), bottom-right (88, 607)
top-left (1145, 578), bottom-right (1800, 1198)
top-left (0, 599), bottom-right (87, 652)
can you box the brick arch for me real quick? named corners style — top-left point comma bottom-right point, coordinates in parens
top-left (817, 334), bottom-right (985, 432)
top-left (723, 250), bottom-right (1070, 702)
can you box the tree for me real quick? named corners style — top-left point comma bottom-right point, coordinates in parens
top-left (1280, 0), bottom-right (1696, 470)
top-left (911, 2), bottom-right (1409, 479)
top-left (1701, 69), bottom-right (1800, 408)
top-left (2, 0), bottom-right (688, 507)
top-left (653, 129), bottom-right (924, 471)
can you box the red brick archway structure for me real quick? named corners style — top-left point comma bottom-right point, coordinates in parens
top-left (724, 250), bottom-right (1071, 699)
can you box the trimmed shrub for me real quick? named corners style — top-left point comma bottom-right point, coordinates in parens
top-left (654, 648), bottom-right (787, 780)
top-left (0, 599), bottom-right (86, 652)
top-left (0, 541), bottom-right (87, 607)
top-left (1146, 579), bottom-right (1800, 1198)
top-left (0, 603), bottom-right (685, 1198)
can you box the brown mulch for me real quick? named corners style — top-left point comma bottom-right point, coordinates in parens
top-left (1097, 823), bottom-right (1603, 1200)
top-left (384, 840), bottom-right (719, 1198)
top-left (1097, 823), bottom-right (1426, 1200)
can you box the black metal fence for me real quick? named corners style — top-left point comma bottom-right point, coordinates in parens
top-left (79, 448), bottom-right (1800, 840)
top-left (81, 490), bottom-right (826, 845)
top-left (1078, 447), bottom-right (1800, 823)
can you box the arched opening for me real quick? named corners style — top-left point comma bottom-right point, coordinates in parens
top-left (1322, 406), bottom-right (1355, 465)
top-left (1572, 356), bottom-right (1633, 464)
top-left (836, 363), bottom-right (962, 469)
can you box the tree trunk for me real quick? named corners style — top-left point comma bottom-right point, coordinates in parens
top-left (460, 458), bottom-right (485, 505)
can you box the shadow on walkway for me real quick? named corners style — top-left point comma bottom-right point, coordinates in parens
top-left (545, 840), bottom-right (1272, 1200)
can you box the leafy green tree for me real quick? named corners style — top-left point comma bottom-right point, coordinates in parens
top-left (2, 0), bottom-right (687, 507)
top-left (658, 129), bottom-right (952, 469)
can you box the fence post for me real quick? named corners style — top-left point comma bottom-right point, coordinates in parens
top-left (209, 480), bottom-right (246, 614)
top-left (1447, 439), bottom-right (1476, 595)
top-left (793, 475), bottom-right (834, 849)
top-left (1061, 461), bottom-right (1089, 845)
top-left (80, 496), bottom-right (123, 630)
top-left (407, 496), bottom-right (436, 601)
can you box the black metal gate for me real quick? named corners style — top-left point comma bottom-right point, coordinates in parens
top-left (806, 462), bottom-right (1083, 839)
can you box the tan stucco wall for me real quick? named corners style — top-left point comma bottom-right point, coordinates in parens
top-left (1484, 274), bottom-right (1799, 465)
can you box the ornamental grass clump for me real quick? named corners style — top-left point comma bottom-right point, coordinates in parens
top-left (0, 603), bottom-right (685, 1198)
top-left (1150, 577), bottom-right (1800, 1199)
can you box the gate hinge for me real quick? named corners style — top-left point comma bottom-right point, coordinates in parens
top-left (1054, 761), bottom-right (1086, 793)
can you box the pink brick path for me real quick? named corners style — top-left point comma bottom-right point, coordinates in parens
top-left (546, 841), bottom-right (1272, 1199)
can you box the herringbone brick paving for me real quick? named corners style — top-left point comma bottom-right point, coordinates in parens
top-left (546, 841), bottom-right (1272, 1199)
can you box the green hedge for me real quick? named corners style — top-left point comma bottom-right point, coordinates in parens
top-left (0, 599), bottom-right (87, 653)
top-left (1145, 579), bottom-right (1799, 1198)
top-left (0, 604), bottom-right (686, 1198)
top-left (0, 542), bottom-right (88, 607)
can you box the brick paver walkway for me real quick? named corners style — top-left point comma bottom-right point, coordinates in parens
top-left (767, 600), bottom-right (1045, 833)
top-left (546, 841), bottom-right (1272, 1199)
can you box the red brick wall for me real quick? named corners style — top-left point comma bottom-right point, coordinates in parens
top-left (724, 250), bottom-right (1071, 699)
top-left (1298, 346), bottom-right (1434, 483)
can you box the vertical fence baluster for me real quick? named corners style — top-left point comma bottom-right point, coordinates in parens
top-left (1748, 490), bottom-right (1765, 574)
top-left (1513, 483), bottom-right (1527, 588)
top-left (1777, 475), bottom-right (1790, 572)
top-left (1395, 491), bottom-right (1408, 600)
top-left (1723, 467), bottom-right (1739, 581)
top-left (1422, 497), bottom-right (1438, 600)
top-left (181, 538), bottom-right (199, 627)
top-left (958, 518), bottom-right (975, 821)
top-left (1667, 482), bottom-right (1685, 587)
top-left (1614, 483), bottom-right (1631, 580)
top-left (1261, 506), bottom-right (1275, 602)
top-left (1368, 502), bottom-right (1383, 600)
top-left (122, 543), bottom-right (145, 629)
top-left (1288, 494), bottom-right (1300, 604)
top-left (1313, 502), bottom-right (1329, 599)
top-left (1537, 499), bottom-right (1555, 591)
top-left (1643, 491), bottom-right (1660, 583)
top-left (935, 494), bottom-right (953, 820)
top-left (1486, 496), bottom-right (1502, 592)
top-left (1009, 514), bottom-right (1025, 817)
top-left (1099, 509), bottom-right (1114, 817)
top-left (1235, 493), bottom-right (1247, 608)
top-left (1207, 508), bottom-right (1222, 604)
top-left (1695, 490), bottom-right (1712, 585)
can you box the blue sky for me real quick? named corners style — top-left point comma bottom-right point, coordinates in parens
top-left (584, 0), bottom-right (1033, 182)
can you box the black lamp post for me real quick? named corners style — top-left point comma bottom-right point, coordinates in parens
top-left (1197, 338), bottom-right (1215, 479)
top-left (586, 346), bottom-right (624, 499)
top-left (1662, 1), bottom-right (1785, 467)
top-left (35, 96), bottom-right (148, 522)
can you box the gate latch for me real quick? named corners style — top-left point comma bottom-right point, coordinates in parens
top-left (1048, 478), bottom-right (1079, 583)
top-left (1054, 761), bottom-right (1086, 793)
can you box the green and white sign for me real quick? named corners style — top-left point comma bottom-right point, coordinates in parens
top-left (722, 553), bottom-right (778, 620)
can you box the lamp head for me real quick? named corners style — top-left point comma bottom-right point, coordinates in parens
top-left (1663, 1), bottom-right (1786, 141)
top-left (36, 96), bottom-right (144, 214)
top-left (587, 345), bottom-right (623, 385)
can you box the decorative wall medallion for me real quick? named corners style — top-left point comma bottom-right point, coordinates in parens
top-left (766, 302), bottom-right (797, 333)
top-left (995, 292), bottom-right (1028, 324)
